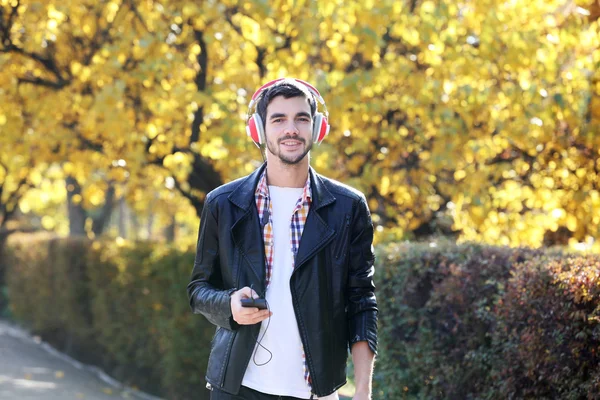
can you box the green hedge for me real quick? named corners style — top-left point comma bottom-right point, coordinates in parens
top-left (5, 235), bottom-right (213, 400)
top-left (374, 241), bottom-right (600, 399)
top-left (6, 236), bottom-right (600, 399)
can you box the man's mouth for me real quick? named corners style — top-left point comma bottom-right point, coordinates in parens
top-left (280, 139), bottom-right (303, 148)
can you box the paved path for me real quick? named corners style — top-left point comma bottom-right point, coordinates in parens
top-left (0, 319), bottom-right (354, 400)
top-left (0, 320), bottom-right (160, 400)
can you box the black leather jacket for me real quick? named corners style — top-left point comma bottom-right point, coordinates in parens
top-left (187, 164), bottom-right (378, 397)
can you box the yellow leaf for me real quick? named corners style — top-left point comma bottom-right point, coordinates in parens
top-left (454, 170), bottom-right (466, 181)
top-left (380, 176), bottom-right (390, 195)
top-left (147, 123), bottom-right (158, 139)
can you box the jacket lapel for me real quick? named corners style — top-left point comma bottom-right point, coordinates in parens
top-left (228, 165), bottom-right (267, 292)
top-left (227, 165), bottom-right (337, 284)
top-left (294, 168), bottom-right (336, 270)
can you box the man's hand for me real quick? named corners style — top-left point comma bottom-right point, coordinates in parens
top-left (230, 287), bottom-right (272, 325)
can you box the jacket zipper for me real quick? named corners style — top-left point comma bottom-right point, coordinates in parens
top-left (289, 282), bottom-right (319, 396)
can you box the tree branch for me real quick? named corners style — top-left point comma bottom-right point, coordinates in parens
top-left (149, 149), bottom-right (222, 217)
top-left (485, 142), bottom-right (536, 166)
top-left (223, 7), bottom-right (292, 78)
top-left (171, 174), bottom-right (204, 215)
top-left (2, 174), bottom-right (30, 226)
top-left (62, 121), bottom-right (105, 153)
top-left (0, 0), bottom-right (20, 46)
top-left (189, 29), bottom-right (208, 145)
top-left (1, 1), bottom-right (70, 89)
top-left (16, 75), bottom-right (69, 89)
top-left (126, 0), bottom-right (150, 33)
top-left (410, 0), bottom-right (420, 13)
top-left (82, 0), bottom-right (125, 65)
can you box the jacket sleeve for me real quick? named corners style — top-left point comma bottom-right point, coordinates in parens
top-left (186, 194), bottom-right (239, 330)
top-left (347, 195), bottom-right (378, 354)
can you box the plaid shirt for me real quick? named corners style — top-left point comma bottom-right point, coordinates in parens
top-left (254, 169), bottom-right (313, 391)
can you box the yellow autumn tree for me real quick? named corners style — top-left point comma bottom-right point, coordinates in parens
top-left (1, 0), bottom-right (599, 249)
top-left (0, 66), bottom-right (40, 235)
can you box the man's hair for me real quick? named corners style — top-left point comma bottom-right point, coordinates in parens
top-left (255, 79), bottom-right (317, 129)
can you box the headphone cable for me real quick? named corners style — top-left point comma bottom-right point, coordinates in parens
top-left (252, 297), bottom-right (272, 366)
top-left (249, 284), bottom-right (272, 366)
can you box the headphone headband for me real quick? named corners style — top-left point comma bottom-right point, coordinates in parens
top-left (248, 78), bottom-right (326, 110)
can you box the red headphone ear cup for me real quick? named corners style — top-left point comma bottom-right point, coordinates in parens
top-left (246, 114), bottom-right (265, 146)
top-left (318, 116), bottom-right (330, 143)
top-left (246, 115), bottom-right (260, 146)
top-left (313, 113), bottom-right (330, 144)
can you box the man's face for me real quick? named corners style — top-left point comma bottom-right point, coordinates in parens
top-left (264, 95), bottom-right (313, 165)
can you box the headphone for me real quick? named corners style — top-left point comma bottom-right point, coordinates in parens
top-left (245, 78), bottom-right (330, 148)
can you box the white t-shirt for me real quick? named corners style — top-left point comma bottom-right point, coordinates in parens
top-left (242, 186), bottom-right (338, 400)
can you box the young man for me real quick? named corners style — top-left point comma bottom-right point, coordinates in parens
top-left (187, 79), bottom-right (378, 400)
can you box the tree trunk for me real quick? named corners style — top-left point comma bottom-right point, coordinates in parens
top-left (0, 234), bottom-right (7, 304)
top-left (145, 211), bottom-right (154, 240)
top-left (118, 196), bottom-right (127, 239)
top-left (66, 176), bottom-right (87, 236)
top-left (91, 183), bottom-right (115, 236)
top-left (164, 215), bottom-right (176, 242)
top-left (181, 154), bottom-right (223, 218)
top-left (130, 211), bottom-right (140, 241)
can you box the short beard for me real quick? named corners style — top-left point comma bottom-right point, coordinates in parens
top-left (267, 136), bottom-right (313, 165)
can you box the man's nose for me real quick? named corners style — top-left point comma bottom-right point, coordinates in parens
top-left (283, 120), bottom-right (299, 134)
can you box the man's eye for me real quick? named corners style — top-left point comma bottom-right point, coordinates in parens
top-left (272, 118), bottom-right (282, 123)
top-left (298, 118), bottom-right (311, 122)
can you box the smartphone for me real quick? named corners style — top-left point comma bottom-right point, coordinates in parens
top-left (240, 298), bottom-right (267, 310)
